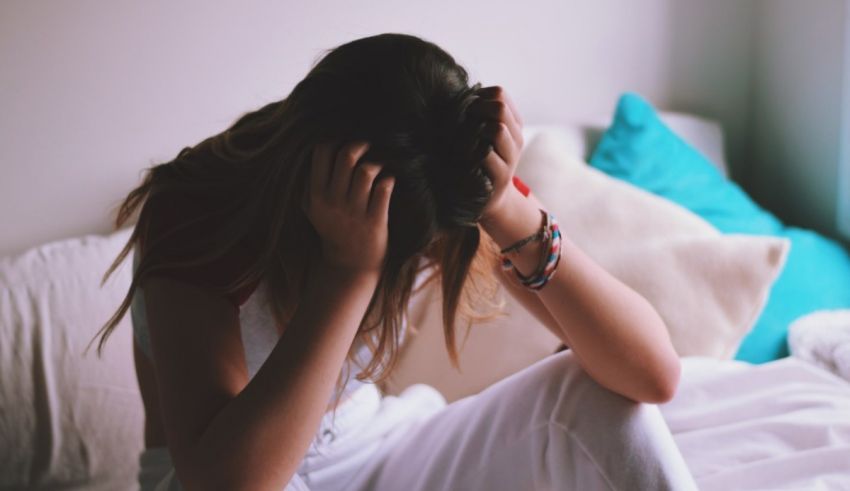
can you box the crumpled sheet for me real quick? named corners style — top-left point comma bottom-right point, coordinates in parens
top-left (662, 356), bottom-right (850, 490)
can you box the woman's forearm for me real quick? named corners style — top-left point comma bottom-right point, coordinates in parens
top-left (182, 263), bottom-right (379, 491)
top-left (482, 187), bottom-right (680, 403)
top-left (171, 139), bottom-right (397, 490)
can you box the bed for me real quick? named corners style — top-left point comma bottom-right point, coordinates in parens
top-left (1, 106), bottom-right (849, 490)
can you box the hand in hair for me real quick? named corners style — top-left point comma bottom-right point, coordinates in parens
top-left (468, 85), bottom-right (526, 224)
top-left (305, 140), bottom-right (395, 272)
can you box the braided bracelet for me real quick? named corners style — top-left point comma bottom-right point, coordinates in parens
top-left (499, 209), bottom-right (548, 255)
top-left (500, 210), bottom-right (562, 291)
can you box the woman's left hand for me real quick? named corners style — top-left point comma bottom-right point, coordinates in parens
top-left (469, 85), bottom-right (526, 224)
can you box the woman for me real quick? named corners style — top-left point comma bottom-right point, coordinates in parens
top-left (91, 33), bottom-right (696, 490)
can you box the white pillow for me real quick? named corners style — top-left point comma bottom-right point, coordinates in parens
top-left (523, 112), bottom-right (729, 177)
top-left (518, 131), bottom-right (788, 357)
top-left (0, 226), bottom-right (143, 490)
top-left (385, 130), bottom-right (788, 402)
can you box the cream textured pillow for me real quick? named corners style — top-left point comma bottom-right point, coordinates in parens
top-left (0, 227), bottom-right (143, 490)
top-left (384, 130), bottom-right (789, 402)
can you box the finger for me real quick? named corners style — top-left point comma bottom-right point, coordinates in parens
top-left (368, 176), bottom-right (395, 222)
top-left (480, 141), bottom-right (509, 189)
top-left (483, 120), bottom-right (519, 166)
top-left (455, 113), bottom-right (488, 161)
top-left (350, 162), bottom-right (383, 214)
top-left (330, 141), bottom-right (369, 203)
top-left (310, 140), bottom-right (335, 195)
top-left (476, 85), bottom-right (523, 126)
top-left (471, 98), bottom-right (523, 149)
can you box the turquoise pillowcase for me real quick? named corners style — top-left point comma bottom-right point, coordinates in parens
top-left (588, 92), bottom-right (850, 363)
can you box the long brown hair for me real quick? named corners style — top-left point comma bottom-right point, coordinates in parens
top-left (88, 33), bottom-right (503, 404)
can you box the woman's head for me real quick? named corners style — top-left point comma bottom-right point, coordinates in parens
top-left (93, 33), bottom-right (502, 404)
top-left (290, 33), bottom-right (495, 265)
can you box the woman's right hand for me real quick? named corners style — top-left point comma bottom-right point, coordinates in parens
top-left (304, 140), bottom-right (395, 273)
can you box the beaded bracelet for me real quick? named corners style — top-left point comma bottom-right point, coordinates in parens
top-left (500, 210), bottom-right (562, 291)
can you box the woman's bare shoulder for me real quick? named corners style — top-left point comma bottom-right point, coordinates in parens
top-left (139, 190), bottom-right (261, 308)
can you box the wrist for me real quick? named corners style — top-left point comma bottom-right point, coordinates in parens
top-left (311, 259), bottom-right (381, 291)
top-left (319, 242), bottom-right (385, 274)
top-left (480, 186), bottom-right (541, 249)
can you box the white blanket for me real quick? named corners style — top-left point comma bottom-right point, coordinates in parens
top-left (661, 357), bottom-right (850, 490)
top-left (789, 309), bottom-right (850, 383)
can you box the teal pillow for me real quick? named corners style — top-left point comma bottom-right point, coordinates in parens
top-left (588, 92), bottom-right (850, 363)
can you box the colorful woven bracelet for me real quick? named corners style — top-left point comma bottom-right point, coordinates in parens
top-left (500, 210), bottom-right (562, 291)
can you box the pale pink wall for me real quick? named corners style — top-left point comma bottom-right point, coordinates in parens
top-left (0, 0), bottom-right (754, 257)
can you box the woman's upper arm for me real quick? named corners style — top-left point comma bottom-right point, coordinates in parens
top-left (135, 191), bottom-right (263, 476)
top-left (140, 273), bottom-right (248, 469)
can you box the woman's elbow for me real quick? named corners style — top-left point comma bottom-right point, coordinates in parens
top-left (641, 353), bottom-right (681, 404)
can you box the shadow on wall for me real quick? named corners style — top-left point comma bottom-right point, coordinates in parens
top-left (665, 0), bottom-right (755, 188)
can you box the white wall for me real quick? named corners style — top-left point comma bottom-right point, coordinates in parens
top-left (749, 0), bottom-right (848, 238)
top-left (0, 0), bottom-right (755, 257)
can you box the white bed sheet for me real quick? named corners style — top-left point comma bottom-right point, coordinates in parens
top-left (661, 356), bottom-right (850, 490)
